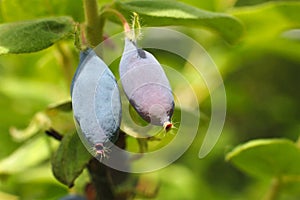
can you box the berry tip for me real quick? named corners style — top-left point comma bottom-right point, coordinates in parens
top-left (163, 121), bottom-right (173, 132)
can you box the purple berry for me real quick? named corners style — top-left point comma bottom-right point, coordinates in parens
top-left (119, 38), bottom-right (174, 130)
top-left (71, 49), bottom-right (121, 159)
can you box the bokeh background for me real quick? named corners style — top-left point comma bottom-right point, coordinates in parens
top-left (1, 0), bottom-right (300, 199)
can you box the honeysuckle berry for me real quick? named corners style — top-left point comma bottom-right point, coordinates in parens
top-left (119, 38), bottom-right (174, 131)
top-left (71, 49), bottom-right (121, 159)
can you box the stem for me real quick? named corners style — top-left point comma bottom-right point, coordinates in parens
top-left (100, 8), bottom-right (131, 34)
top-left (87, 158), bottom-right (114, 200)
top-left (137, 138), bottom-right (148, 153)
top-left (45, 128), bottom-right (63, 141)
top-left (83, 0), bottom-right (103, 47)
top-left (86, 131), bottom-right (130, 200)
top-left (263, 177), bottom-right (282, 200)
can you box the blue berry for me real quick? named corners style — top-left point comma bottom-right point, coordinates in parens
top-left (71, 49), bottom-right (121, 159)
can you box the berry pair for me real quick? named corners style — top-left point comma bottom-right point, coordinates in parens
top-left (71, 35), bottom-right (174, 159)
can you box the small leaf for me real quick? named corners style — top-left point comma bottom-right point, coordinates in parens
top-left (0, 16), bottom-right (74, 55)
top-left (45, 101), bottom-right (76, 136)
top-left (226, 139), bottom-right (300, 178)
top-left (112, 0), bottom-right (244, 43)
top-left (10, 112), bottom-right (51, 142)
top-left (52, 131), bottom-right (92, 187)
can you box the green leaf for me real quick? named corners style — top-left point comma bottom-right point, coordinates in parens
top-left (10, 112), bottom-right (51, 142)
top-left (235, 0), bottom-right (271, 7)
top-left (45, 101), bottom-right (75, 137)
top-left (0, 16), bottom-right (74, 55)
top-left (226, 139), bottom-right (300, 178)
top-left (112, 0), bottom-right (244, 43)
top-left (1, 0), bottom-right (84, 22)
top-left (0, 136), bottom-right (51, 174)
top-left (231, 2), bottom-right (300, 42)
top-left (52, 131), bottom-right (92, 187)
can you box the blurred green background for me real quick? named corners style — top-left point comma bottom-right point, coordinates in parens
top-left (1, 0), bottom-right (300, 199)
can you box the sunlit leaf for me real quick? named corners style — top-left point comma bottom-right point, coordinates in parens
top-left (45, 101), bottom-right (75, 136)
top-left (226, 139), bottom-right (300, 178)
top-left (235, 0), bottom-right (271, 7)
top-left (9, 100), bottom-right (74, 142)
top-left (0, 191), bottom-right (18, 200)
top-left (282, 29), bottom-right (300, 41)
top-left (52, 131), bottom-right (91, 187)
top-left (225, 2), bottom-right (300, 67)
top-left (112, 0), bottom-right (244, 43)
top-left (0, 16), bottom-right (74, 55)
top-left (0, 137), bottom-right (51, 174)
top-left (231, 1), bottom-right (300, 42)
top-left (10, 112), bottom-right (51, 142)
